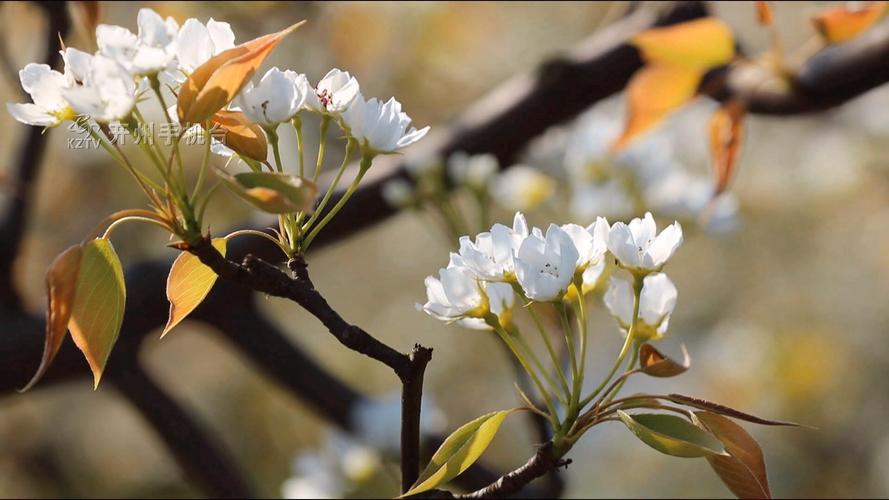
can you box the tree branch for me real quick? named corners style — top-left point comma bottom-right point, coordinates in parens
top-left (108, 361), bottom-right (254, 498)
top-left (0, 1), bottom-right (69, 310)
top-left (705, 16), bottom-right (889, 114)
top-left (456, 442), bottom-right (570, 499)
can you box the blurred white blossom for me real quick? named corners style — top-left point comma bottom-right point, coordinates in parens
top-left (489, 165), bottom-right (555, 212)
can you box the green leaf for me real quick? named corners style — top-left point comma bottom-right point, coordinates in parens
top-left (400, 409), bottom-right (515, 497)
top-left (162, 238), bottom-right (227, 338)
top-left (697, 411), bottom-right (771, 499)
top-left (68, 238), bottom-right (126, 389)
top-left (617, 410), bottom-right (726, 458)
top-left (222, 171), bottom-right (318, 214)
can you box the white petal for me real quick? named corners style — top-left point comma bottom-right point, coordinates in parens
top-left (604, 276), bottom-right (634, 326)
top-left (639, 272), bottom-right (677, 327)
top-left (607, 222), bottom-right (641, 268)
top-left (6, 102), bottom-right (56, 126)
top-left (645, 221), bottom-right (683, 268)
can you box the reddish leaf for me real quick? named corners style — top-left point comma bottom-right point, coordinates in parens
top-left (178, 22), bottom-right (304, 124)
top-left (632, 17), bottom-right (735, 69)
top-left (639, 343), bottom-right (690, 378)
top-left (709, 99), bottom-right (746, 196)
top-left (209, 110), bottom-right (268, 162)
top-left (666, 394), bottom-right (805, 427)
top-left (756, 1), bottom-right (774, 26)
top-left (697, 411), bottom-right (771, 499)
top-left (613, 64), bottom-right (702, 151)
top-left (813, 1), bottom-right (888, 43)
top-left (21, 245), bottom-right (83, 391)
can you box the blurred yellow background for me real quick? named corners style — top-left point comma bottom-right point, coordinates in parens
top-left (2, 1), bottom-right (889, 498)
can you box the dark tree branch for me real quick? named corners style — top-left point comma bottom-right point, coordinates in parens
top-left (401, 344), bottom-right (433, 492)
top-left (108, 362), bottom-right (254, 498)
top-left (0, 2), bottom-right (69, 310)
top-left (456, 442), bottom-right (570, 499)
top-left (188, 239), bottom-right (438, 493)
top-left (704, 15), bottom-right (889, 114)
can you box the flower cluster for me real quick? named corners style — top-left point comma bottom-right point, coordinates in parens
top-left (6, 8), bottom-right (433, 391)
top-left (8, 8), bottom-right (428, 160)
top-left (421, 211), bottom-right (682, 341)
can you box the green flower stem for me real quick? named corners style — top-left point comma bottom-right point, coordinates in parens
top-left (191, 125), bottom-right (211, 202)
top-left (301, 139), bottom-right (355, 239)
top-left (579, 274), bottom-right (644, 409)
top-left (574, 278), bottom-right (590, 405)
top-left (149, 76), bottom-right (186, 189)
top-left (130, 106), bottom-right (167, 175)
top-left (488, 316), bottom-right (561, 432)
top-left (555, 301), bottom-right (579, 394)
top-left (313, 115), bottom-right (331, 183)
top-left (101, 215), bottom-right (172, 239)
top-left (601, 340), bottom-right (640, 406)
top-left (266, 125), bottom-right (284, 173)
top-left (302, 150), bottom-right (368, 250)
top-left (508, 324), bottom-right (567, 405)
top-left (224, 229), bottom-right (290, 254)
top-left (82, 122), bottom-right (161, 195)
top-left (525, 300), bottom-right (572, 401)
top-left (292, 115), bottom-right (305, 178)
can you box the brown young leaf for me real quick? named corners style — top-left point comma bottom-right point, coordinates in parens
top-left (639, 343), bottom-right (690, 378)
top-left (813, 1), bottom-right (888, 43)
top-left (68, 239), bottom-right (126, 389)
top-left (666, 394), bottom-right (806, 427)
top-left (632, 17), bottom-right (735, 69)
top-left (163, 238), bottom-right (227, 338)
top-left (178, 21), bottom-right (304, 124)
top-left (709, 99), bottom-right (746, 196)
top-left (209, 110), bottom-right (268, 162)
top-left (20, 245), bottom-right (83, 392)
top-left (756, 1), bottom-right (774, 26)
top-left (697, 411), bottom-right (771, 499)
top-left (613, 64), bottom-right (702, 151)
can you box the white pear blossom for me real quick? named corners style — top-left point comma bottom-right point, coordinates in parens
top-left (560, 217), bottom-right (609, 274)
top-left (490, 165), bottom-right (556, 212)
top-left (457, 212), bottom-right (529, 282)
top-left (6, 63), bottom-right (72, 127)
top-left (381, 178), bottom-right (415, 208)
top-left (62, 55), bottom-right (136, 123)
top-left (607, 212), bottom-right (682, 272)
top-left (419, 264), bottom-right (488, 322)
top-left (515, 224), bottom-right (580, 302)
top-left (304, 68), bottom-right (361, 115)
top-left (61, 48), bottom-right (93, 86)
top-left (457, 282), bottom-right (516, 330)
top-left (604, 272), bottom-right (677, 340)
top-left (342, 96), bottom-right (429, 154)
top-left (282, 431), bottom-right (382, 499)
top-left (96, 8), bottom-right (178, 77)
top-left (448, 152), bottom-right (499, 190)
top-left (173, 17), bottom-right (235, 77)
top-left (235, 67), bottom-right (308, 127)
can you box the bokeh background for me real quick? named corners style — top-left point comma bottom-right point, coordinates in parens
top-left (2, 1), bottom-right (889, 498)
